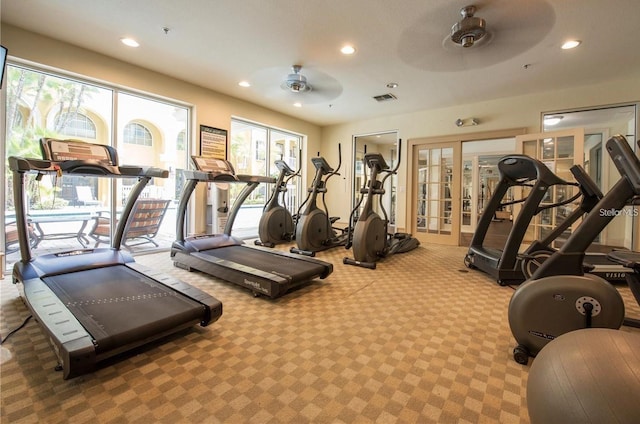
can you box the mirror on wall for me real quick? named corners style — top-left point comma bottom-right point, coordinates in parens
top-left (542, 103), bottom-right (638, 251)
top-left (351, 131), bottom-right (399, 231)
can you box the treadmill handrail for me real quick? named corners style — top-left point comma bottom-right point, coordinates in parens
top-left (469, 154), bottom-right (575, 275)
top-left (8, 156), bottom-right (168, 179)
top-left (9, 156), bottom-right (168, 261)
top-left (237, 174), bottom-right (276, 184)
top-left (498, 155), bottom-right (570, 187)
top-left (175, 161), bottom-right (275, 241)
top-left (181, 169), bottom-right (238, 182)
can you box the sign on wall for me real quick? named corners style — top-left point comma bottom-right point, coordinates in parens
top-left (199, 125), bottom-right (228, 159)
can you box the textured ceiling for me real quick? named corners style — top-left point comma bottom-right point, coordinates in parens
top-left (2, 0), bottom-right (639, 126)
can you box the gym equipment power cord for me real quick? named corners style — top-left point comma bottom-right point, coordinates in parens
top-left (0, 315), bottom-right (32, 345)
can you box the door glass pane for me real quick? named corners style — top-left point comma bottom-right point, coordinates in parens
top-left (523, 140), bottom-right (536, 157)
top-left (416, 146), bottom-right (454, 236)
top-left (542, 138), bottom-right (555, 159)
top-left (430, 148), bottom-right (441, 163)
top-left (557, 136), bottom-right (574, 159)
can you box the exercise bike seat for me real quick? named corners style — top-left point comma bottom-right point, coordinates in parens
top-left (607, 250), bottom-right (640, 272)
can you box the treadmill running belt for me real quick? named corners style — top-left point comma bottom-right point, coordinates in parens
top-left (202, 245), bottom-right (326, 282)
top-left (44, 266), bottom-right (204, 353)
top-left (585, 253), bottom-right (622, 265)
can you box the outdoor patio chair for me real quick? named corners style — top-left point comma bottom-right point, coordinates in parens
top-left (5, 220), bottom-right (39, 254)
top-left (88, 199), bottom-right (170, 250)
top-left (75, 186), bottom-right (101, 207)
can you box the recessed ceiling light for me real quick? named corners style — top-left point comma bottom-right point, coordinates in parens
top-left (238, 81), bottom-right (251, 87)
top-left (340, 45), bottom-right (356, 55)
top-left (293, 102), bottom-right (302, 108)
top-left (386, 82), bottom-right (398, 89)
top-left (561, 40), bottom-right (581, 50)
top-left (120, 37), bottom-right (140, 48)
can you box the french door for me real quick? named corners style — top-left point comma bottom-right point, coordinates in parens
top-left (410, 141), bottom-right (461, 245)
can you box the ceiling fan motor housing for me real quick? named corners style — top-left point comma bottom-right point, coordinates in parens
top-left (451, 5), bottom-right (487, 48)
top-left (286, 65), bottom-right (311, 93)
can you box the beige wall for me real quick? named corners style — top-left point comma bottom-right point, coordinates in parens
top-left (322, 80), bottom-right (640, 248)
top-left (2, 24), bottom-right (639, 247)
top-left (1, 24), bottom-right (322, 233)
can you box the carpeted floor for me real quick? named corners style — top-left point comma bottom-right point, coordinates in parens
top-left (2, 243), bottom-right (639, 423)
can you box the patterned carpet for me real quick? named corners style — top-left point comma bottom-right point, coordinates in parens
top-left (2, 243), bottom-right (639, 423)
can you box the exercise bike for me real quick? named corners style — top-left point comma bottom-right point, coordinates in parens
top-left (255, 158), bottom-right (300, 248)
top-left (290, 144), bottom-right (349, 256)
top-left (343, 140), bottom-right (419, 269)
top-left (509, 135), bottom-right (640, 365)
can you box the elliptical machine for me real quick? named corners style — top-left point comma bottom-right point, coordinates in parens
top-left (343, 140), bottom-right (419, 269)
top-left (290, 144), bottom-right (349, 256)
top-left (509, 135), bottom-right (640, 365)
top-left (255, 158), bottom-right (300, 248)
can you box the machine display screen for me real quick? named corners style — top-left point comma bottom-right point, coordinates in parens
top-left (192, 156), bottom-right (234, 174)
top-left (47, 139), bottom-right (114, 164)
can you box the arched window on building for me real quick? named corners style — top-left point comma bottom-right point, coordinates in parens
top-left (123, 122), bottom-right (152, 146)
top-left (176, 130), bottom-right (186, 151)
top-left (55, 112), bottom-right (97, 138)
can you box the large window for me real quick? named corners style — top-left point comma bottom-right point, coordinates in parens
top-left (3, 63), bottom-right (190, 272)
top-left (228, 119), bottom-right (303, 238)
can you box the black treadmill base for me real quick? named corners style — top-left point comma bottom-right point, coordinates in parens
top-left (14, 251), bottom-right (222, 380)
top-left (172, 244), bottom-right (332, 299)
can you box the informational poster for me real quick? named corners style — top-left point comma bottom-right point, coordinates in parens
top-left (199, 125), bottom-right (227, 159)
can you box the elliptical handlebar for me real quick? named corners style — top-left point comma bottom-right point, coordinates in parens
top-left (325, 143), bottom-right (342, 181)
top-left (379, 139), bottom-right (402, 186)
top-left (377, 139), bottom-right (401, 225)
top-left (289, 148), bottom-right (303, 181)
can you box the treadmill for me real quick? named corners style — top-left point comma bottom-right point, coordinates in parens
top-left (171, 156), bottom-right (333, 299)
top-left (9, 138), bottom-right (222, 379)
top-left (464, 155), bottom-right (578, 285)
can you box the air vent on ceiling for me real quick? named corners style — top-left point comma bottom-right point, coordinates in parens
top-left (373, 93), bottom-right (397, 102)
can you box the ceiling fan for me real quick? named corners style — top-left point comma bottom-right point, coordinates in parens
top-left (250, 64), bottom-right (342, 104)
top-left (282, 65), bottom-right (312, 93)
top-left (450, 5), bottom-right (487, 48)
top-left (397, 0), bottom-right (555, 72)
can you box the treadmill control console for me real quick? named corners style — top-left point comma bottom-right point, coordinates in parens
top-left (192, 156), bottom-right (236, 174)
top-left (41, 138), bottom-right (117, 165)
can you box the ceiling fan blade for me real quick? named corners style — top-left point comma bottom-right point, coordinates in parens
top-left (397, 0), bottom-right (555, 72)
top-left (251, 66), bottom-right (343, 104)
